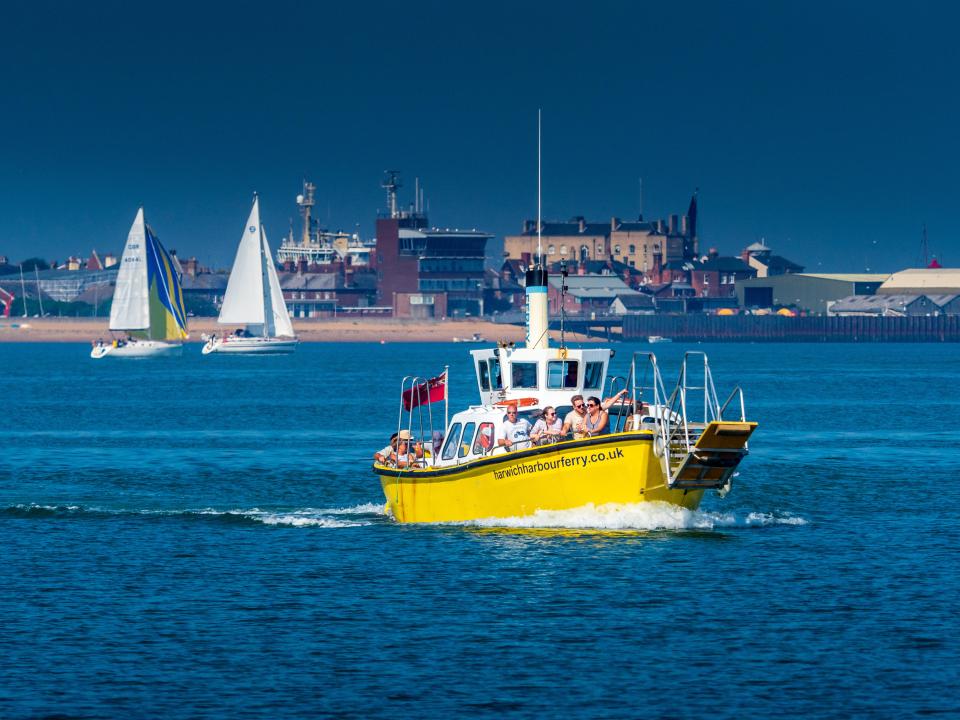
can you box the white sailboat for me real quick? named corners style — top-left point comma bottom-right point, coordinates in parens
top-left (91, 208), bottom-right (188, 359)
top-left (202, 195), bottom-right (298, 355)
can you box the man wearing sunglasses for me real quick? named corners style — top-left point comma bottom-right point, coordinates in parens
top-left (562, 394), bottom-right (588, 439)
top-left (497, 403), bottom-right (532, 451)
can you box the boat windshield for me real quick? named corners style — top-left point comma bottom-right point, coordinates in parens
top-left (547, 360), bottom-right (578, 389)
top-left (489, 359), bottom-right (503, 389)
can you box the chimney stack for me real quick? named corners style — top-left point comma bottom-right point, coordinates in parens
top-left (681, 215), bottom-right (689, 236)
top-left (578, 217), bottom-right (586, 233)
top-left (668, 215), bottom-right (679, 235)
top-left (610, 216), bottom-right (620, 232)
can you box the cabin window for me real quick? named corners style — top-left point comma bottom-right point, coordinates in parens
top-left (547, 360), bottom-right (579, 389)
top-left (477, 361), bottom-right (490, 391)
top-left (488, 358), bottom-right (503, 389)
top-left (441, 423), bottom-right (463, 461)
top-left (511, 362), bottom-right (538, 389)
top-left (583, 361), bottom-right (604, 389)
top-left (472, 422), bottom-right (495, 454)
top-left (459, 422), bottom-right (476, 458)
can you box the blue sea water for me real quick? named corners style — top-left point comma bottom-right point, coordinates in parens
top-left (1, 341), bottom-right (958, 719)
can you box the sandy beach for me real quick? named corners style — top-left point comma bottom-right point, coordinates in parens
top-left (0, 317), bottom-right (592, 344)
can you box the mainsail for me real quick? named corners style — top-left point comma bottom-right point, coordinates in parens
top-left (110, 208), bottom-right (188, 340)
top-left (219, 196), bottom-right (294, 338)
top-left (109, 209), bottom-right (150, 332)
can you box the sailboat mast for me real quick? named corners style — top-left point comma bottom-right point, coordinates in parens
top-left (34, 266), bottom-right (44, 316)
top-left (19, 265), bottom-right (28, 317)
top-left (259, 224), bottom-right (272, 338)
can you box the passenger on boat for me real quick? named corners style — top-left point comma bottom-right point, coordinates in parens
top-left (530, 407), bottom-right (563, 445)
top-left (623, 401), bottom-right (649, 431)
top-left (562, 395), bottom-right (589, 439)
top-left (497, 404), bottom-right (532, 451)
top-left (395, 430), bottom-right (425, 468)
top-left (603, 388), bottom-right (629, 409)
top-left (583, 396), bottom-right (609, 436)
top-left (374, 432), bottom-right (399, 465)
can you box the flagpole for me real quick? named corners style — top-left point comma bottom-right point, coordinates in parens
top-left (444, 364), bottom-right (449, 432)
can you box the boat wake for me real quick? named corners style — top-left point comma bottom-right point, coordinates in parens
top-left (0, 502), bottom-right (387, 528)
top-left (453, 502), bottom-right (807, 531)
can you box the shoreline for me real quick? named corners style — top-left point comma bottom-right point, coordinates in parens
top-left (0, 317), bottom-right (591, 344)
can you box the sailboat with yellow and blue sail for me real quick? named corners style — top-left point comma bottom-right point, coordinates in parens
top-left (91, 208), bottom-right (188, 358)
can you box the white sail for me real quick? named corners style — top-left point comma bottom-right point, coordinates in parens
top-left (261, 227), bottom-right (295, 338)
top-left (219, 197), bottom-right (266, 326)
top-left (109, 208), bottom-right (150, 331)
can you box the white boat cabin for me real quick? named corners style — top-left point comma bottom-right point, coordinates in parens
top-left (470, 346), bottom-right (613, 408)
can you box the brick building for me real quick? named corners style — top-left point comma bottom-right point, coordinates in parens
top-left (374, 175), bottom-right (491, 318)
top-left (503, 194), bottom-right (699, 275)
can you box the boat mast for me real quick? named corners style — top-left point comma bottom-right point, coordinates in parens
top-left (34, 265), bottom-right (44, 317)
top-left (19, 264), bottom-right (28, 317)
top-left (525, 109), bottom-right (549, 350)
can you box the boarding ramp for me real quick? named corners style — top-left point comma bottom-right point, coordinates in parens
top-left (627, 351), bottom-right (756, 492)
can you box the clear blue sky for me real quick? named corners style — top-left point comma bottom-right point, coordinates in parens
top-left (1, 1), bottom-right (957, 271)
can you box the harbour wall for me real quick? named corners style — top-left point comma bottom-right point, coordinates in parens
top-left (622, 314), bottom-right (960, 342)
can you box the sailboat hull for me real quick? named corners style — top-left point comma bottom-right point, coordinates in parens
top-left (202, 336), bottom-right (298, 355)
top-left (90, 340), bottom-right (182, 359)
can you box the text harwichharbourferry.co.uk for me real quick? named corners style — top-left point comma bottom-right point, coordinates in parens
top-left (492, 448), bottom-right (625, 480)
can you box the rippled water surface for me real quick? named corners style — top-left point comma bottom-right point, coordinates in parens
top-left (2, 341), bottom-right (958, 718)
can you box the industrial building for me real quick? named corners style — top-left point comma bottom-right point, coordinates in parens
top-left (876, 268), bottom-right (960, 295)
top-left (374, 171), bottom-right (492, 318)
top-left (828, 294), bottom-right (960, 317)
top-left (736, 273), bottom-right (888, 314)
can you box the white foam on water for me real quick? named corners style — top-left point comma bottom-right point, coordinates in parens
top-left (447, 501), bottom-right (807, 531)
top-left (245, 512), bottom-right (364, 528)
top-left (3, 503), bottom-right (379, 528)
top-left (745, 511), bottom-right (808, 526)
top-left (196, 507), bottom-right (373, 528)
top-left (319, 502), bottom-right (387, 516)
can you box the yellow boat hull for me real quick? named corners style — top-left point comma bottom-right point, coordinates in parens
top-left (374, 431), bottom-right (704, 523)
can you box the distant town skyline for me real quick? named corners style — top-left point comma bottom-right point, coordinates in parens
top-left (1, 1), bottom-right (957, 272)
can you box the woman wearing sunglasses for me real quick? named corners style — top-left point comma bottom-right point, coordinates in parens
top-left (582, 396), bottom-right (609, 437)
top-left (530, 406), bottom-right (563, 445)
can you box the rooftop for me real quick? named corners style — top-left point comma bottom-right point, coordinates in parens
top-left (798, 273), bottom-right (890, 282)
top-left (878, 268), bottom-right (960, 294)
top-left (548, 274), bottom-right (638, 299)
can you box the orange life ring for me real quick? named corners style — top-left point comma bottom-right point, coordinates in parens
top-left (494, 397), bottom-right (539, 408)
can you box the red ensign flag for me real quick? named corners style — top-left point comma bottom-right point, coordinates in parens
top-left (402, 372), bottom-right (447, 411)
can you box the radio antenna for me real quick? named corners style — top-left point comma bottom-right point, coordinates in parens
top-left (537, 109), bottom-right (542, 266)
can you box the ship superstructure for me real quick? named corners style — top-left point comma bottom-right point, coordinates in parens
top-left (275, 181), bottom-right (375, 267)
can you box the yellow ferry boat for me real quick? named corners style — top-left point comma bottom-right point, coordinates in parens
top-left (373, 264), bottom-right (756, 523)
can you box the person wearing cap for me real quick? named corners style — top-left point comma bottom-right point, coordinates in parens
top-left (497, 404), bottom-right (532, 451)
